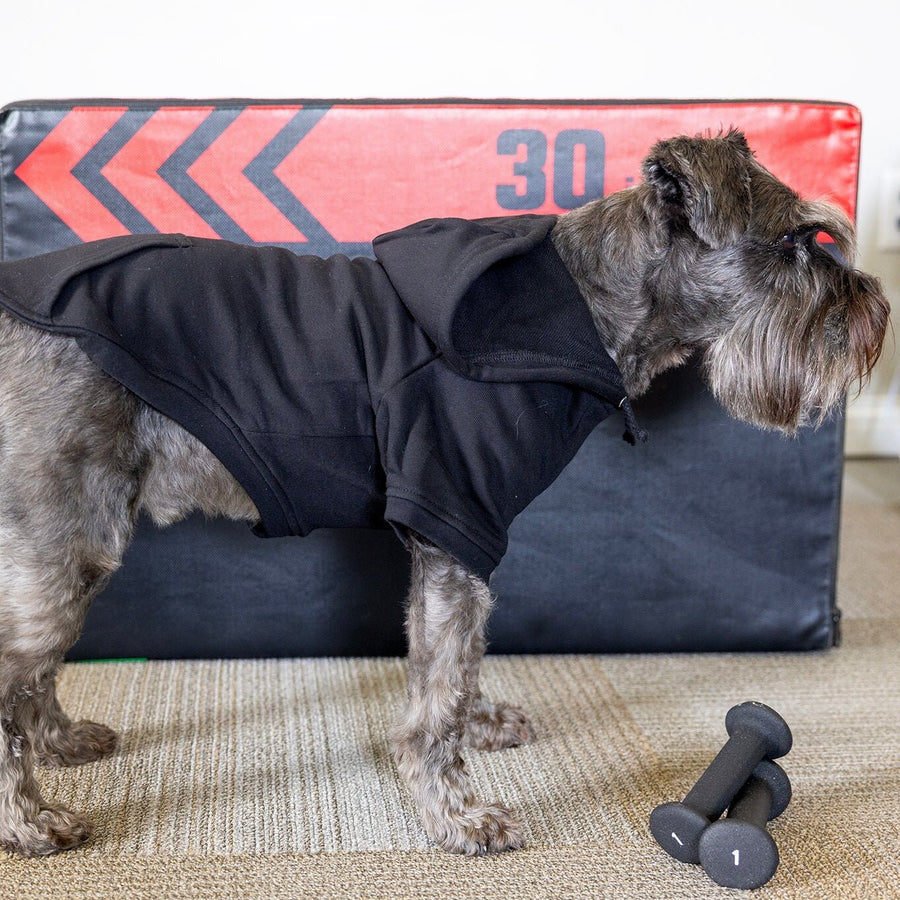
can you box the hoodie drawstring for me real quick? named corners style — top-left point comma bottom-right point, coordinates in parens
top-left (619, 396), bottom-right (649, 445)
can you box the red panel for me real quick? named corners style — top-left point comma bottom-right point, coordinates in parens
top-left (187, 107), bottom-right (307, 243)
top-left (14, 106), bottom-right (131, 242)
top-left (101, 107), bottom-right (218, 237)
top-left (276, 102), bottom-right (861, 242)
top-left (9, 101), bottom-right (861, 248)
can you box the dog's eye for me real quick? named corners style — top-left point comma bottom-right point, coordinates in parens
top-left (779, 233), bottom-right (798, 251)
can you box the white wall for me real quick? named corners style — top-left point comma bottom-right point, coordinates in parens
top-left (6, 0), bottom-right (899, 453)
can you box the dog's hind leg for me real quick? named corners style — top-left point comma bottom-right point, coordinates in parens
top-left (0, 323), bottom-right (140, 854)
top-left (28, 677), bottom-right (118, 769)
top-left (391, 535), bottom-right (526, 854)
top-left (0, 665), bottom-right (101, 856)
top-left (0, 513), bottom-right (131, 854)
top-left (0, 448), bottom-right (134, 853)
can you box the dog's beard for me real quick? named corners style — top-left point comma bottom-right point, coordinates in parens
top-left (703, 265), bottom-right (890, 434)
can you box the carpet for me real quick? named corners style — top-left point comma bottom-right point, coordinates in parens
top-left (3, 459), bottom-right (898, 898)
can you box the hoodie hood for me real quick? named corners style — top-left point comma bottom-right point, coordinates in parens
top-left (372, 214), bottom-right (628, 408)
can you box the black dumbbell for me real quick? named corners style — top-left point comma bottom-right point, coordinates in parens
top-left (649, 701), bottom-right (792, 863)
top-left (698, 759), bottom-right (791, 889)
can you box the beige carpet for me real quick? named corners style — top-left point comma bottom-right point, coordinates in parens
top-left (3, 459), bottom-right (899, 898)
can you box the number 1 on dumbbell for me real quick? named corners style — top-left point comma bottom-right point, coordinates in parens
top-left (698, 760), bottom-right (791, 889)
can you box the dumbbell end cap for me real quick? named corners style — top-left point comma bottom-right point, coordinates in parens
top-left (649, 801), bottom-right (707, 863)
top-left (699, 819), bottom-right (779, 889)
top-left (752, 759), bottom-right (792, 820)
top-left (725, 701), bottom-right (793, 759)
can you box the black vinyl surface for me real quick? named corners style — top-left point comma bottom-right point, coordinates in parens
top-left (69, 359), bottom-right (842, 659)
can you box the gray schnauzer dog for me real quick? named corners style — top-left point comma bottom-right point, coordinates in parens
top-left (0, 131), bottom-right (889, 857)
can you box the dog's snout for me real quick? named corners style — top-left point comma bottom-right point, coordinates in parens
top-left (826, 269), bottom-right (891, 384)
top-left (852, 277), bottom-right (891, 379)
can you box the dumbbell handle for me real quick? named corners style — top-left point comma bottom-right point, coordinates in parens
top-left (683, 727), bottom-right (770, 821)
top-left (728, 771), bottom-right (775, 826)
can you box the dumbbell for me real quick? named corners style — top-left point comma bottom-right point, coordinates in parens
top-left (649, 701), bottom-right (792, 863)
top-left (698, 759), bottom-right (791, 889)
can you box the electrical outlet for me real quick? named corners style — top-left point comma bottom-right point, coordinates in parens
top-left (877, 169), bottom-right (900, 251)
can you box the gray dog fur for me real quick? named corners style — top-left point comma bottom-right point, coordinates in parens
top-left (0, 131), bottom-right (889, 857)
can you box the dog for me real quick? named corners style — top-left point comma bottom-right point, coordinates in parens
top-left (0, 130), bottom-right (889, 857)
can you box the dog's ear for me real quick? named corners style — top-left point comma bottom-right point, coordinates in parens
top-left (642, 130), bottom-right (753, 248)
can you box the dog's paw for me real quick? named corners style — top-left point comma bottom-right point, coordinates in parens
top-left (36, 720), bottom-right (118, 768)
top-left (465, 701), bottom-right (535, 751)
top-left (430, 802), bottom-right (526, 855)
top-left (0, 805), bottom-right (93, 857)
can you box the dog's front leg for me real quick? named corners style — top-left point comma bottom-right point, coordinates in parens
top-left (392, 535), bottom-right (526, 854)
top-left (464, 691), bottom-right (535, 753)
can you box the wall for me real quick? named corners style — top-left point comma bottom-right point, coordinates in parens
top-left (5, 0), bottom-right (899, 453)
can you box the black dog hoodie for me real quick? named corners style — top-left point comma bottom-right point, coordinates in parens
top-left (0, 214), bottom-right (633, 579)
